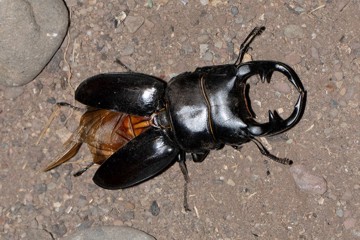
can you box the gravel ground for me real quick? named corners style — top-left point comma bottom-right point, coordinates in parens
top-left (1, 0), bottom-right (360, 239)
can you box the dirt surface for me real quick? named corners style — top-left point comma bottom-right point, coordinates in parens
top-left (1, 0), bottom-right (360, 239)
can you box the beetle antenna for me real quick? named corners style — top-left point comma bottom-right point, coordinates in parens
top-left (251, 138), bottom-right (293, 165)
top-left (235, 26), bottom-right (266, 65)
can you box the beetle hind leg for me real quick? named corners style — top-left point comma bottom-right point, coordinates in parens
top-left (73, 162), bottom-right (95, 177)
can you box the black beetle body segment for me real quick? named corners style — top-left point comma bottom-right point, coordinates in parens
top-left (93, 127), bottom-right (179, 189)
top-left (165, 72), bottom-right (221, 152)
top-left (166, 61), bottom-right (306, 150)
top-left (75, 73), bottom-right (166, 116)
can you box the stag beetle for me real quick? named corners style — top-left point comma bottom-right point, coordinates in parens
top-left (45, 26), bottom-right (306, 209)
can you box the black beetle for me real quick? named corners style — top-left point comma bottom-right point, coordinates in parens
top-left (45, 26), bottom-right (306, 209)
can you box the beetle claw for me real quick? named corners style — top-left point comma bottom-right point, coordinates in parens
top-left (268, 110), bottom-right (284, 125)
top-left (259, 68), bottom-right (274, 84)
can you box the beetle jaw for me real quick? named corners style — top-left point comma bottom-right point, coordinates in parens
top-left (237, 61), bottom-right (307, 137)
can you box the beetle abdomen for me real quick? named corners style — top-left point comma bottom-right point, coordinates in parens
top-left (44, 109), bottom-right (151, 171)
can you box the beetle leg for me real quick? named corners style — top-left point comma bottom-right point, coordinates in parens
top-left (73, 162), bottom-right (95, 177)
top-left (251, 138), bottom-right (293, 165)
top-left (178, 151), bottom-right (191, 211)
top-left (115, 58), bottom-right (133, 72)
top-left (191, 151), bottom-right (210, 162)
top-left (235, 26), bottom-right (266, 65)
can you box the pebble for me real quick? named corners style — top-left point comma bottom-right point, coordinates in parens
top-left (51, 221), bottom-right (67, 237)
top-left (124, 16), bottom-right (145, 33)
top-left (33, 183), bottom-right (47, 194)
top-left (226, 179), bottom-right (236, 186)
top-left (202, 52), bottom-right (214, 62)
top-left (150, 201), bottom-right (160, 216)
top-left (285, 52), bottom-right (302, 65)
top-left (343, 218), bottom-right (356, 230)
top-left (336, 208), bottom-right (344, 217)
top-left (121, 211), bottom-right (135, 222)
top-left (199, 44), bottom-right (209, 58)
top-left (334, 71), bottom-right (343, 81)
top-left (284, 25), bottom-right (304, 39)
top-left (64, 226), bottom-right (156, 240)
top-left (311, 47), bottom-right (320, 61)
top-left (230, 6), bottom-right (239, 16)
top-left (197, 34), bottom-right (210, 43)
top-left (0, 0), bottom-right (68, 86)
top-left (119, 44), bottom-right (135, 56)
top-left (289, 165), bottom-right (327, 195)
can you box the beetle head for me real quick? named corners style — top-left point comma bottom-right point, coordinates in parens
top-left (237, 61), bottom-right (307, 137)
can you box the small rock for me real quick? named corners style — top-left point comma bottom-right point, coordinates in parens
top-left (33, 183), bottom-right (47, 194)
top-left (294, 7), bottom-right (305, 13)
top-left (24, 228), bottom-right (54, 240)
top-left (124, 16), bottom-right (145, 33)
top-left (226, 179), bottom-right (236, 186)
top-left (199, 44), bottom-right (209, 59)
top-left (150, 201), bottom-right (160, 216)
top-left (51, 221), bottom-right (67, 237)
top-left (121, 211), bottom-right (135, 222)
top-left (200, 0), bottom-right (209, 5)
top-left (334, 71), bottom-right (343, 81)
top-left (343, 218), bottom-right (356, 230)
top-left (197, 34), bottom-right (209, 43)
top-left (285, 52), bottom-right (302, 65)
top-left (119, 44), bottom-right (135, 56)
top-left (202, 52), bottom-right (214, 62)
top-left (284, 25), bottom-right (304, 39)
top-left (289, 165), bottom-right (327, 195)
top-left (230, 6), bottom-right (239, 16)
top-left (311, 47), bottom-right (320, 61)
top-left (336, 208), bottom-right (344, 217)
top-left (64, 226), bottom-right (156, 240)
top-left (0, 0), bottom-right (69, 86)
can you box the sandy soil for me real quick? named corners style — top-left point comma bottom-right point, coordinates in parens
top-left (1, 0), bottom-right (359, 239)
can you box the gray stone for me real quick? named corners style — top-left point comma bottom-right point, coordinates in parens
top-left (64, 226), bottom-right (156, 240)
top-left (124, 16), bottom-right (145, 33)
top-left (290, 165), bottom-right (327, 195)
top-left (0, 0), bottom-right (69, 86)
top-left (284, 25), bottom-right (304, 39)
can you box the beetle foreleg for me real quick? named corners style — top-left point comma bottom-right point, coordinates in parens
top-left (191, 151), bottom-right (210, 162)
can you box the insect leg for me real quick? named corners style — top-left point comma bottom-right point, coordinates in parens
top-left (73, 162), bottom-right (95, 177)
top-left (178, 151), bottom-right (191, 211)
top-left (251, 138), bottom-right (293, 165)
top-left (191, 151), bottom-right (210, 162)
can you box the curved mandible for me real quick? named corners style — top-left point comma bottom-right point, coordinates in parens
top-left (236, 61), bottom-right (307, 136)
